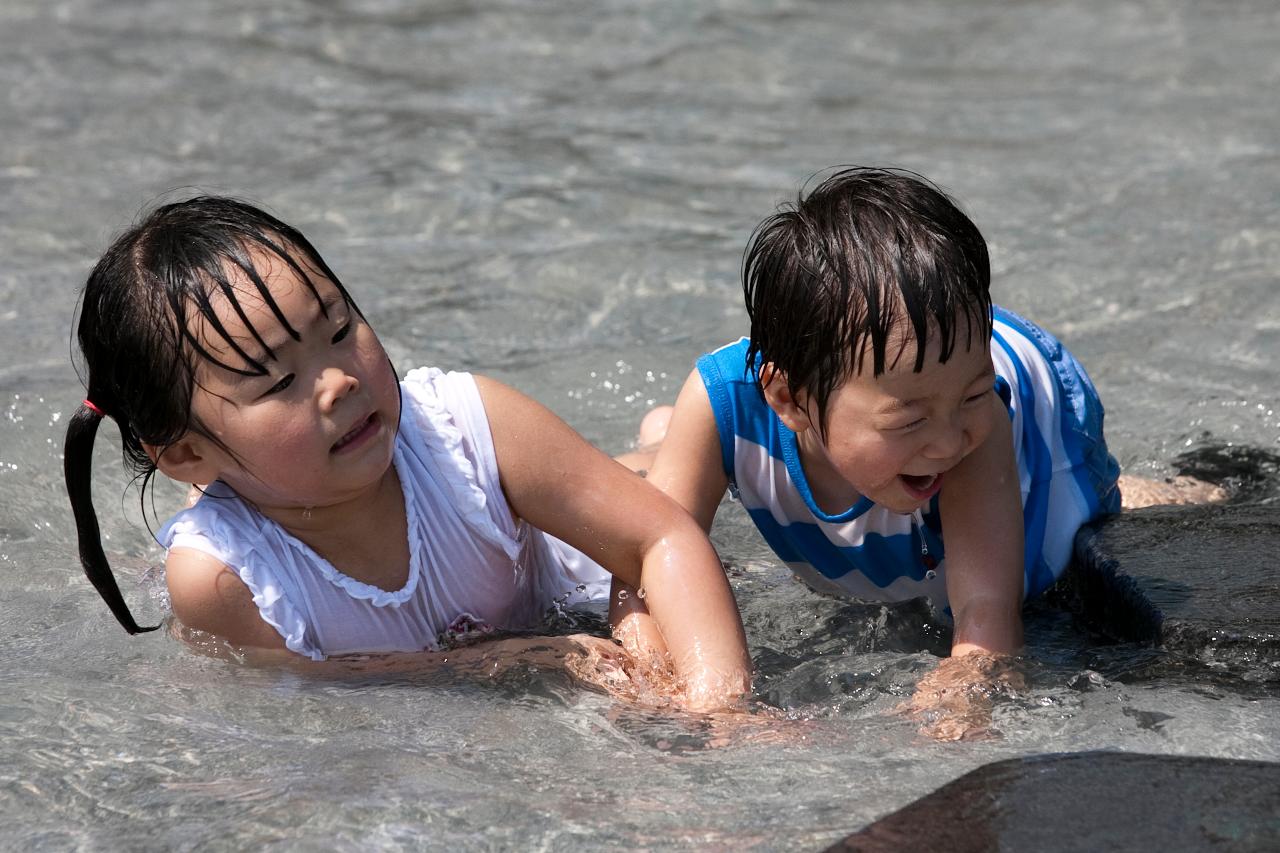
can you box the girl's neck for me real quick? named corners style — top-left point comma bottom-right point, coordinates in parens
top-left (254, 465), bottom-right (411, 592)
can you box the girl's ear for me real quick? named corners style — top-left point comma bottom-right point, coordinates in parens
top-left (144, 434), bottom-right (221, 485)
top-left (760, 363), bottom-right (815, 434)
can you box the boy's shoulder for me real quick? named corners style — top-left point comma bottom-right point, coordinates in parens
top-left (704, 336), bottom-right (751, 359)
top-left (697, 337), bottom-right (756, 388)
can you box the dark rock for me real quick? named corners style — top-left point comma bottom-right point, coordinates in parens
top-left (828, 751), bottom-right (1280, 852)
top-left (1069, 503), bottom-right (1280, 670)
top-left (1174, 445), bottom-right (1280, 505)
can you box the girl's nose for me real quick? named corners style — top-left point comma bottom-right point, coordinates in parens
top-left (318, 367), bottom-right (359, 411)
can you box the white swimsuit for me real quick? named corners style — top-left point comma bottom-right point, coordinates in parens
top-left (157, 367), bottom-right (610, 660)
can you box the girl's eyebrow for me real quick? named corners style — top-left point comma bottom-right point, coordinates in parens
top-left (255, 294), bottom-right (345, 361)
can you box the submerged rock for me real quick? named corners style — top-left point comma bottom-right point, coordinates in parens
top-left (829, 751), bottom-right (1280, 852)
top-left (1070, 502), bottom-right (1280, 671)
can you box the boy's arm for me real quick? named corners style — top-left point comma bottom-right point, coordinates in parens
top-left (904, 408), bottom-right (1025, 740)
top-left (475, 375), bottom-right (751, 711)
top-left (645, 368), bottom-right (731, 530)
top-left (937, 405), bottom-right (1025, 656)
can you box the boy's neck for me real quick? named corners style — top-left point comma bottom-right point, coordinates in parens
top-left (793, 428), bottom-right (861, 515)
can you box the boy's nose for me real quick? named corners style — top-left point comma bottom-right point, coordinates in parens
top-left (318, 367), bottom-right (359, 411)
top-left (924, 421), bottom-right (967, 461)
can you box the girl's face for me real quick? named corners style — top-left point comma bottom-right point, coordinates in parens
top-left (785, 328), bottom-right (1000, 515)
top-left (184, 246), bottom-right (400, 512)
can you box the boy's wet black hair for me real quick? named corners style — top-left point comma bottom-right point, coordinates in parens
top-left (743, 167), bottom-right (993, 433)
top-left (63, 195), bottom-right (360, 634)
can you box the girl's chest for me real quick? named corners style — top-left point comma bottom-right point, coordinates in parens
top-left (309, 506), bottom-right (412, 594)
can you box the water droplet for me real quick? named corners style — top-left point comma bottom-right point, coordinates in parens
top-left (925, 569), bottom-right (937, 580)
top-left (616, 590), bottom-right (629, 601)
top-left (636, 587), bottom-right (646, 599)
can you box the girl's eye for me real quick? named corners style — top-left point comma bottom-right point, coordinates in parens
top-left (894, 418), bottom-right (926, 432)
top-left (332, 323), bottom-right (352, 344)
top-left (264, 374), bottom-right (295, 396)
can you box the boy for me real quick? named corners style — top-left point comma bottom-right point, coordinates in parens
top-left (617, 168), bottom-right (1215, 734)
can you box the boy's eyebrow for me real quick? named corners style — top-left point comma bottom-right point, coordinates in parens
top-left (873, 397), bottom-right (917, 415)
top-left (969, 364), bottom-right (998, 386)
top-left (873, 365), bottom-right (997, 414)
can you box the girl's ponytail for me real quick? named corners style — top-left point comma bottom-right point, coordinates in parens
top-left (63, 402), bottom-right (160, 634)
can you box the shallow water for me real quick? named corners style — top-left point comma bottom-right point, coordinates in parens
top-left (2, 0), bottom-right (1278, 849)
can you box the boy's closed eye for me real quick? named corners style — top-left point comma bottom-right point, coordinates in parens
top-left (888, 416), bottom-right (927, 433)
top-left (881, 386), bottom-right (993, 432)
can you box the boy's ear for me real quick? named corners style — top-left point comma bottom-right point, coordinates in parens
top-left (144, 434), bottom-right (221, 485)
top-left (760, 363), bottom-right (815, 434)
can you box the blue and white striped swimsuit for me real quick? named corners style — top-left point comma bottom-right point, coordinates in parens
top-left (698, 307), bottom-right (1121, 609)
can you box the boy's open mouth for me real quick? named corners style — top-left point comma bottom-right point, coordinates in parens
top-left (332, 413), bottom-right (377, 453)
top-left (899, 472), bottom-right (943, 500)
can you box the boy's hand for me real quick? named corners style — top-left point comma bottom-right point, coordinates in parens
top-left (899, 653), bottom-right (1025, 741)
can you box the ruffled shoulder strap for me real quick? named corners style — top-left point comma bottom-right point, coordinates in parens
top-left (400, 367), bottom-right (523, 560)
top-left (157, 484), bottom-right (322, 660)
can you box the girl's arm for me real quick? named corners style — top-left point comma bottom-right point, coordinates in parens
top-left (607, 367), bottom-right (733, 672)
top-left (167, 550), bottom-right (639, 699)
top-left (173, 621), bottom-right (631, 685)
top-left (165, 547), bottom-right (289, 650)
top-left (475, 375), bottom-right (751, 711)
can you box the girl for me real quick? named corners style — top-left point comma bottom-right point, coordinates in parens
top-left (64, 196), bottom-right (751, 710)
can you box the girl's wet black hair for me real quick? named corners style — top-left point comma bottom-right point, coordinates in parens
top-left (64, 195), bottom-right (361, 634)
top-left (743, 167), bottom-right (993, 434)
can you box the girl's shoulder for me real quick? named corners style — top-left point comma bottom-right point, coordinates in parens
top-left (400, 366), bottom-right (496, 436)
top-left (157, 481), bottom-right (263, 566)
top-left (398, 366), bottom-right (489, 471)
top-left (158, 486), bottom-right (306, 653)
top-left (397, 366), bottom-right (523, 560)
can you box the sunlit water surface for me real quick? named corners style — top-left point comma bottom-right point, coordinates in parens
top-left (2, 0), bottom-right (1277, 849)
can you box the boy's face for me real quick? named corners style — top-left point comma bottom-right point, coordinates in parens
top-left (773, 327), bottom-right (1001, 515)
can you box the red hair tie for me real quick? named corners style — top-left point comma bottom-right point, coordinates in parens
top-left (83, 400), bottom-right (106, 418)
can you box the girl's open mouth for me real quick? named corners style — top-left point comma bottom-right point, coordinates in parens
top-left (332, 413), bottom-right (378, 453)
top-left (900, 472), bottom-right (943, 501)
